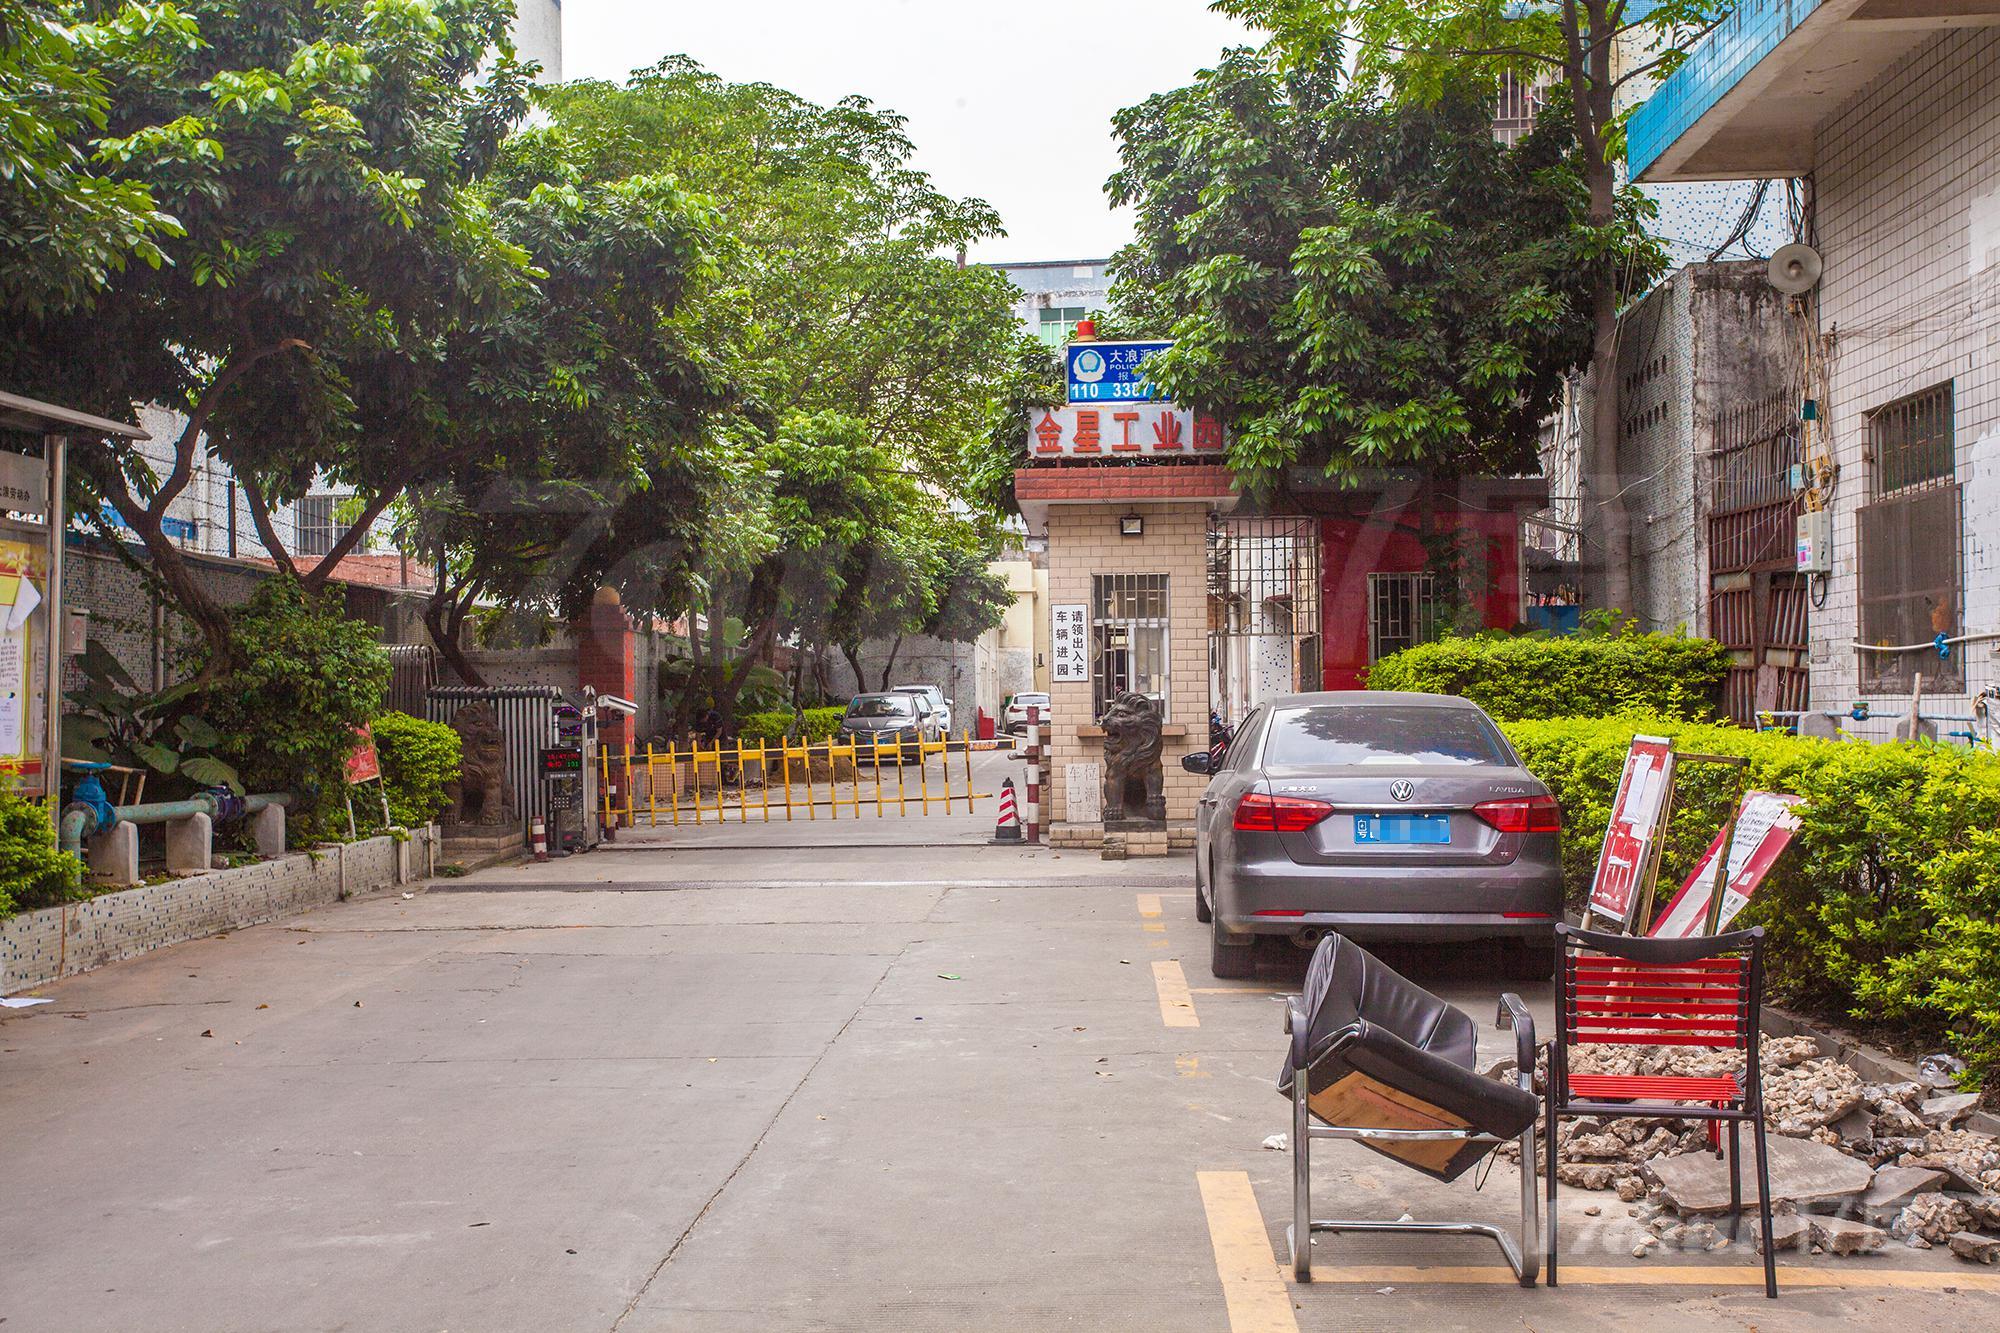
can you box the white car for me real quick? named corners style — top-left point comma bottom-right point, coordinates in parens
top-left (1003, 691), bottom-right (1050, 734)
top-left (891, 685), bottom-right (952, 735)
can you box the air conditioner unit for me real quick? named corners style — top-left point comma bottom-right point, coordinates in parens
top-left (1796, 510), bottom-right (1832, 574)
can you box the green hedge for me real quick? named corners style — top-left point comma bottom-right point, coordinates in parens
top-left (1504, 716), bottom-right (2000, 1088)
top-left (736, 707), bottom-right (847, 744)
top-left (0, 789), bottom-right (84, 919)
top-left (1368, 632), bottom-right (1732, 720)
top-left (371, 712), bottom-right (462, 828)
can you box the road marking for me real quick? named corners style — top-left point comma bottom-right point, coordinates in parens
top-left (1197, 1172), bottom-right (1300, 1333)
top-left (1143, 922), bottom-right (1167, 933)
top-left (1176, 1055), bottom-right (1211, 1079)
top-left (1153, 960), bottom-right (1199, 1027)
top-left (1191, 987), bottom-right (1287, 995)
top-left (1276, 1264), bottom-right (2000, 1292)
top-left (1136, 893), bottom-right (1162, 917)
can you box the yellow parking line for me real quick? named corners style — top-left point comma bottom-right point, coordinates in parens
top-left (1153, 960), bottom-right (1199, 1027)
top-left (1197, 1171), bottom-right (1300, 1333)
top-left (1191, 987), bottom-right (1287, 995)
top-left (1280, 1263), bottom-right (2000, 1292)
top-left (1136, 893), bottom-right (1162, 918)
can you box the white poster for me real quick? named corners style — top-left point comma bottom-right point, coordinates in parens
top-left (1051, 604), bottom-right (1090, 682)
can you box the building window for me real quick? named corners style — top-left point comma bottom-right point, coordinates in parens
top-left (293, 494), bottom-right (348, 558)
top-left (1492, 70), bottom-right (1545, 146)
top-left (1093, 573), bottom-right (1169, 719)
top-left (1858, 383), bottom-right (1960, 692)
top-left (1367, 572), bottom-right (1439, 662)
top-left (1037, 306), bottom-right (1087, 347)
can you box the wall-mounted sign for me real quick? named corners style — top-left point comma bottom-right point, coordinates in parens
top-left (0, 452), bottom-right (46, 518)
top-left (1067, 341), bottom-right (1172, 403)
top-left (1051, 604), bottom-right (1090, 682)
top-left (1028, 405), bottom-right (1224, 460)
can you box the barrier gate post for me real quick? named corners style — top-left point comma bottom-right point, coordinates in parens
top-left (1024, 705), bottom-right (1041, 845)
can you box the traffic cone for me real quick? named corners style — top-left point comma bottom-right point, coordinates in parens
top-left (992, 778), bottom-right (1023, 843)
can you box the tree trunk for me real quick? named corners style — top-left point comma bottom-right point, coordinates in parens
top-left (877, 635), bottom-right (905, 692)
top-left (841, 643), bottom-right (866, 695)
top-left (422, 579), bottom-right (487, 687)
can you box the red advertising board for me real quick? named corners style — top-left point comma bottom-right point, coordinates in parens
top-left (1586, 735), bottom-right (1677, 927)
top-left (345, 725), bottom-right (382, 785)
top-left (1649, 791), bottom-right (1804, 939)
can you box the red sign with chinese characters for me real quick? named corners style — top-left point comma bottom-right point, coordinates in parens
top-left (1027, 405), bottom-right (1224, 460)
top-left (345, 725), bottom-right (382, 785)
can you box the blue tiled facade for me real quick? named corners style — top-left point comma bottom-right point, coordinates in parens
top-left (1628, 0), bottom-right (1824, 178)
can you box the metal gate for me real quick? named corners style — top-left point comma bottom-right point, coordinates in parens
top-left (597, 734), bottom-right (996, 826)
top-left (425, 686), bottom-right (567, 835)
top-left (385, 644), bottom-right (440, 715)
top-left (1207, 514), bottom-right (1322, 724)
top-left (1708, 395), bottom-right (1808, 724)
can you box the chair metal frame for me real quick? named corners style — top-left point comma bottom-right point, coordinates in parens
top-left (1286, 993), bottom-right (1542, 1287)
top-left (1544, 923), bottom-right (1777, 1299)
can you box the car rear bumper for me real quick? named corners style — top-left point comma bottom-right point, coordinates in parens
top-left (1214, 858), bottom-right (1561, 941)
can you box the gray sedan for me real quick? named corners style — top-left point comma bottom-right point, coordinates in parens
top-left (1183, 691), bottom-right (1562, 979)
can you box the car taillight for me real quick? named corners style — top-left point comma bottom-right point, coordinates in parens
top-left (1473, 795), bottom-right (1562, 834)
top-left (1233, 792), bottom-right (1335, 833)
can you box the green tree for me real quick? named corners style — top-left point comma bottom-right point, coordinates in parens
top-left (1218, 0), bottom-right (1721, 605)
top-left (0, 0), bottom-right (539, 668)
top-left (0, 1), bottom-right (195, 314)
top-left (1109, 47), bottom-right (1644, 495)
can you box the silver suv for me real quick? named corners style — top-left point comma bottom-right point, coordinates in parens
top-left (890, 685), bottom-right (952, 735)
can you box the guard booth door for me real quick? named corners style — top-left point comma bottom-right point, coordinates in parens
top-left (1208, 514), bottom-right (1323, 727)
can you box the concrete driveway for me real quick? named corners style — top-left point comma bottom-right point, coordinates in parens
top-left (3, 827), bottom-right (1996, 1331)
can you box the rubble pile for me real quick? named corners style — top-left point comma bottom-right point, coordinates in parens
top-left (1494, 1034), bottom-right (2000, 1264)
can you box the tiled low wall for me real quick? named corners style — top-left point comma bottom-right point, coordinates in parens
top-left (2, 827), bottom-right (438, 994)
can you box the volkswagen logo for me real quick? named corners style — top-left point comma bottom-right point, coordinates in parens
top-left (1389, 780), bottom-right (1415, 803)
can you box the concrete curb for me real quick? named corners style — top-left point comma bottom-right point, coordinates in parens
top-left (1762, 1003), bottom-right (1999, 1136)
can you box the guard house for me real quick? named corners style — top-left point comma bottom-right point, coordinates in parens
top-left (1016, 340), bottom-right (1545, 836)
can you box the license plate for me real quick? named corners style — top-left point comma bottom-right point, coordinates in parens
top-left (1354, 814), bottom-right (1451, 845)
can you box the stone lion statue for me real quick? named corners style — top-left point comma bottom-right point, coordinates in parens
top-left (1100, 691), bottom-right (1166, 823)
top-left (444, 701), bottom-right (512, 827)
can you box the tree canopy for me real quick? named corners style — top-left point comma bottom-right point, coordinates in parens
top-left (1109, 47), bottom-right (1633, 493)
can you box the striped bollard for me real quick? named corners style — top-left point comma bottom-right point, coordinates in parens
top-left (1025, 705), bottom-right (1041, 845)
top-left (992, 778), bottom-right (1022, 843)
top-left (531, 816), bottom-right (548, 862)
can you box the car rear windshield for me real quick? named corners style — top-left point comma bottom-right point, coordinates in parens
top-left (1262, 705), bottom-right (1510, 768)
top-left (847, 697), bottom-right (914, 719)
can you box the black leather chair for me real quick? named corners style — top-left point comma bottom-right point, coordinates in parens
top-left (1281, 933), bottom-right (1543, 1284)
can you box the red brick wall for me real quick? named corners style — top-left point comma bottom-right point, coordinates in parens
top-left (575, 595), bottom-right (636, 749)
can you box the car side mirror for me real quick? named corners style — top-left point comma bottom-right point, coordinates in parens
top-left (1181, 752), bottom-right (1213, 776)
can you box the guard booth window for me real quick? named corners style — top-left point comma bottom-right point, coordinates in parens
top-left (1093, 573), bottom-right (1169, 719)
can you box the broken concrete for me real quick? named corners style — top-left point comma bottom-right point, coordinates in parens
top-left (1651, 1133), bottom-right (1874, 1215)
top-left (1756, 1214), bottom-right (1811, 1254)
top-left (1809, 1215), bottom-right (1887, 1256)
top-left (1921, 1093), bottom-right (1982, 1129)
top-left (1948, 1232), bottom-right (2000, 1264)
top-left (1892, 1193), bottom-right (1976, 1245)
top-left (1861, 1166), bottom-right (1950, 1223)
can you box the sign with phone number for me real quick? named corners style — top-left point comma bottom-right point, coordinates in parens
top-left (1067, 341), bottom-right (1172, 403)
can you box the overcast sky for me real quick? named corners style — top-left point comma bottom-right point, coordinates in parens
top-left (563, 1), bottom-right (1254, 263)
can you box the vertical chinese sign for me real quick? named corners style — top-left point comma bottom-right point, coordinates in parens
top-left (0, 538), bottom-right (48, 789)
top-left (1051, 604), bottom-right (1089, 683)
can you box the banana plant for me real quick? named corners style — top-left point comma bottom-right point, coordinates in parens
top-left (63, 642), bottom-right (243, 793)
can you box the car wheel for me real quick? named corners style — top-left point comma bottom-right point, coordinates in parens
top-left (1194, 859), bottom-right (1213, 923)
top-left (1210, 913), bottom-right (1256, 979)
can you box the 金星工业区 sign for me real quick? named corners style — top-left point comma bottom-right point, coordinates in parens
top-left (1028, 405), bottom-right (1224, 460)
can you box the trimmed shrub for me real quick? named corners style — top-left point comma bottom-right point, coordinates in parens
top-left (0, 789), bottom-right (85, 919)
top-left (1368, 631), bottom-right (1732, 720)
top-left (199, 579), bottom-right (391, 839)
top-left (371, 712), bottom-right (462, 828)
top-left (736, 707), bottom-right (846, 744)
top-left (1503, 716), bottom-right (2000, 1088)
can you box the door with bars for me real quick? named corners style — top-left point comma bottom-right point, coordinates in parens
top-left (1207, 515), bottom-right (1323, 726)
top-left (1707, 395), bottom-right (1808, 723)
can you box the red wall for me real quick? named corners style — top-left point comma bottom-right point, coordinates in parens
top-left (1320, 507), bottom-right (1524, 690)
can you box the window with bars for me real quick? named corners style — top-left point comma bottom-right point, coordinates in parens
top-left (1037, 306), bottom-right (1087, 347)
top-left (293, 494), bottom-right (347, 558)
top-left (1858, 383), bottom-right (1960, 692)
top-left (1367, 572), bottom-right (1439, 663)
top-left (1093, 573), bottom-right (1169, 719)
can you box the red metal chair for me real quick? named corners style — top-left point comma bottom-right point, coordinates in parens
top-left (1545, 924), bottom-right (1776, 1298)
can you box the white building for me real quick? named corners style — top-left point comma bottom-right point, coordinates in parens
top-left (1631, 0), bottom-right (2000, 742)
top-left (512, 0), bottom-right (563, 83)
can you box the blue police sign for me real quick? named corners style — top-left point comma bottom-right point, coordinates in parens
top-left (1066, 341), bottom-right (1172, 404)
